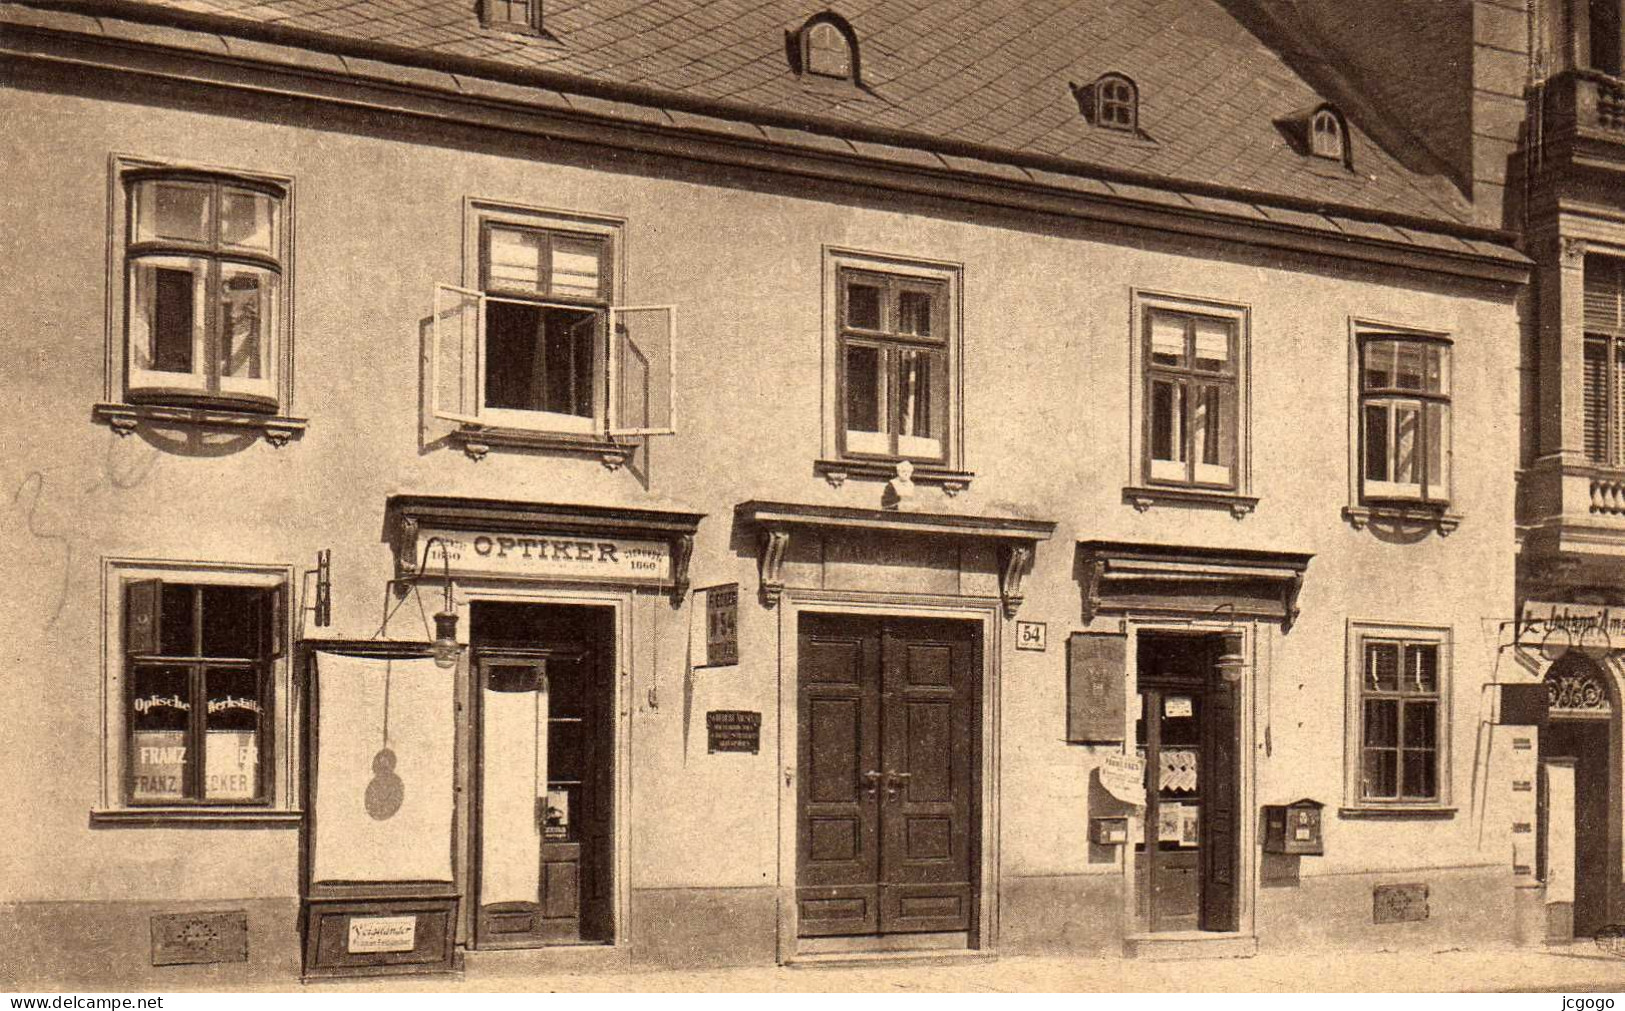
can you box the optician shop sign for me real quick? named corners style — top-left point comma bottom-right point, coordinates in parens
top-left (417, 527), bottom-right (671, 585)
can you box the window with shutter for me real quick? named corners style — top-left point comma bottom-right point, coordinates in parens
top-left (1583, 256), bottom-right (1625, 466)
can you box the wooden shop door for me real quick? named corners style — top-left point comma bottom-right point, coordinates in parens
top-left (795, 614), bottom-right (979, 939)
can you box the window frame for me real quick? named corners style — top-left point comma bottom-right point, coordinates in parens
top-left (98, 559), bottom-right (298, 824)
top-left (821, 247), bottom-right (966, 482)
top-left (100, 155), bottom-right (301, 444)
top-left (1356, 332), bottom-right (1452, 505)
top-left (1095, 73), bottom-right (1138, 132)
top-left (1343, 620), bottom-right (1453, 814)
top-left (1126, 290), bottom-right (1253, 512)
top-left (481, 0), bottom-right (541, 34)
top-left (1309, 109), bottom-right (1344, 161)
top-left (795, 12), bottom-right (860, 85)
top-left (1583, 253), bottom-right (1625, 467)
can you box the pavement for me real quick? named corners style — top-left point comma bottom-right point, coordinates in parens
top-left (203, 944), bottom-right (1625, 993)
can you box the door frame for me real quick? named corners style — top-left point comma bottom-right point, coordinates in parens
top-left (1121, 617), bottom-right (1260, 940)
top-left (776, 590), bottom-right (1001, 960)
top-left (455, 582), bottom-right (635, 952)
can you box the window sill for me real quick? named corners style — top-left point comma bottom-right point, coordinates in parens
top-left (1343, 503), bottom-right (1461, 536)
top-left (90, 807), bottom-right (303, 827)
top-left (1336, 805), bottom-right (1457, 820)
top-left (1123, 485), bottom-right (1257, 518)
top-left (448, 424), bottom-right (631, 469)
top-left (94, 403), bottom-right (305, 447)
top-left (815, 459), bottom-right (973, 495)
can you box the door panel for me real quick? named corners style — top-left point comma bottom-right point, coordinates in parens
top-left (1546, 720), bottom-right (1611, 936)
top-left (1200, 673), bottom-right (1241, 932)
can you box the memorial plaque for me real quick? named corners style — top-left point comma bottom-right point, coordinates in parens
top-left (707, 710), bottom-right (761, 754)
top-left (150, 910), bottom-right (249, 966)
top-left (1372, 883), bottom-right (1429, 924)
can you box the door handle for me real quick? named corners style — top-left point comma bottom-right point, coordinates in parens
top-left (885, 770), bottom-right (911, 802)
top-left (862, 770), bottom-right (883, 800)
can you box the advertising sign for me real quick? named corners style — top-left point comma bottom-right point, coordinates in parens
top-left (1098, 752), bottom-right (1147, 807)
top-left (346, 916), bottom-right (417, 954)
top-left (417, 528), bottom-right (670, 585)
top-left (705, 584), bottom-right (739, 667)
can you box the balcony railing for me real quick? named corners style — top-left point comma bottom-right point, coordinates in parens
top-left (1544, 69), bottom-right (1625, 141)
top-left (1593, 470), bottom-right (1625, 515)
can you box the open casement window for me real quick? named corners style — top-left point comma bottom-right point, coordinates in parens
top-left (1357, 638), bottom-right (1442, 803)
top-left (123, 579), bottom-right (282, 806)
top-left (124, 173), bottom-right (284, 411)
top-left (1359, 336), bottom-right (1451, 503)
top-left (1584, 255), bottom-right (1625, 465)
top-left (431, 223), bottom-right (675, 438)
top-left (838, 268), bottom-right (950, 463)
top-left (1144, 310), bottom-right (1239, 488)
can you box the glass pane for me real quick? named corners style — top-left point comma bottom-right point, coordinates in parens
top-left (1366, 642), bottom-right (1400, 691)
top-left (1402, 749), bottom-right (1436, 799)
top-left (550, 234), bottom-right (605, 299)
top-left (129, 258), bottom-right (207, 376)
top-left (846, 282), bottom-right (882, 330)
top-left (1151, 379), bottom-right (1183, 463)
top-left (1394, 403), bottom-right (1419, 485)
top-left (487, 227), bottom-right (545, 293)
top-left (220, 188), bottom-right (277, 253)
top-left (897, 290), bottom-right (933, 337)
top-left (1149, 314), bottom-right (1185, 366)
top-left (130, 664), bottom-right (190, 802)
top-left (1426, 403), bottom-right (1449, 498)
top-left (1364, 402), bottom-right (1390, 481)
top-left (204, 667), bottom-right (261, 800)
top-left (1363, 746), bottom-right (1397, 799)
top-left (845, 344), bottom-right (883, 433)
top-left (898, 348), bottom-right (935, 439)
top-left (548, 720), bottom-right (584, 783)
top-left (1406, 644), bottom-right (1439, 694)
top-left (1427, 344), bottom-right (1449, 395)
top-left (806, 21), bottom-right (851, 78)
top-left (218, 265), bottom-right (277, 382)
top-left (159, 583), bottom-right (195, 656)
top-left (1363, 340), bottom-right (1396, 390)
top-left (485, 300), bottom-right (542, 410)
top-left (1192, 318), bottom-right (1230, 372)
top-left (1403, 701), bottom-right (1437, 747)
top-left (1192, 383), bottom-right (1233, 483)
top-left (1395, 342), bottom-right (1426, 390)
top-left (134, 180), bottom-right (210, 244)
top-left (1364, 697), bottom-right (1399, 747)
top-left (547, 660), bottom-right (584, 719)
top-left (543, 308), bottom-right (596, 418)
top-left (200, 585), bottom-right (264, 659)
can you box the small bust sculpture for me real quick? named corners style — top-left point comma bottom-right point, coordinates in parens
top-left (883, 459), bottom-right (916, 511)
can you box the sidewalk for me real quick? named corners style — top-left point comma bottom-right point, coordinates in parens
top-left (282, 944), bottom-right (1625, 993)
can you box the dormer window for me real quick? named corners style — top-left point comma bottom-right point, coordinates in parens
top-left (794, 13), bottom-right (859, 84)
top-left (1096, 74), bottom-right (1138, 131)
top-left (483, 0), bottom-right (539, 33)
top-left (1310, 108), bottom-right (1345, 160)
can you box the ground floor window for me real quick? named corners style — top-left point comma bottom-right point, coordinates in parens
top-left (1344, 621), bottom-right (1451, 810)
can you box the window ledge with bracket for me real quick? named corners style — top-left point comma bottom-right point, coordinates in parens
top-left (1342, 502), bottom-right (1461, 536)
top-left (90, 807), bottom-right (304, 827)
top-left (94, 402), bottom-right (306, 447)
top-left (816, 459), bottom-right (973, 495)
top-left (448, 424), bottom-right (634, 469)
top-left (1122, 485), bottom-right (1257, 518)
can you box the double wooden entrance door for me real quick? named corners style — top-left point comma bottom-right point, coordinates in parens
top-left (796, 614), bottom-right (979, 938)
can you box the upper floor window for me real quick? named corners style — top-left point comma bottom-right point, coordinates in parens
top-left (1584, 254), bottom-right (1625, 465)
top-left (1310, 108), bottom-right (1345, 160)
top-left (433, 206), bottom-right (676, 447)
top-left (1360, 335), bottom-right (1451, 503)
top-left (1096, 73), bottom-right (1138, 131)
top-left (793, 13), bottom-right (859, 84)
top-left (483, 0), bottom-right (539, 33)
top-left (839, 268), bottom-right (949, 462)
top-left (123, 172), bottom-right (286, 413)
top-left (1143, 308), bottom-right (1241, 489)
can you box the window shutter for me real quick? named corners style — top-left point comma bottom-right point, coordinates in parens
top-left (124, 579), bottom-right (163, 655)
top-left (264, 583), bottom-right (287, 659)
top-left (1066, 631), bottom-right (1127, 743)
top-left (1585, 338), bottom-right (1608, 462)
top-left (432, 284), bottom-right (484, 424)
top-left (1585, 256), bottom-right (1625, 335)
top-left (607, 305), bottom-right (677, 436)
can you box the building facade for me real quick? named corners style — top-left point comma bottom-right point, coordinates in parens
top-left (0, 0), bottom-right (1538, 986)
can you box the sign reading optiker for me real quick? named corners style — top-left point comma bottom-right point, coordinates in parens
top-left (418, 527), bottom-right (672, 584)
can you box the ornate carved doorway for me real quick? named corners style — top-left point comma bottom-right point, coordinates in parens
top-left (1541, 655), bottom-right (1616, 937)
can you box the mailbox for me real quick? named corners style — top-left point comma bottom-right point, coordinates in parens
top-left (1090, 816), bottom-right (1130, 845)
top-left (1263, 799), bottom-right (1324, 855)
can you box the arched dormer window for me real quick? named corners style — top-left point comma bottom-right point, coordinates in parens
top-left (1310, 107), bottom-right (1345, 161)
top-left (793, 13), bottom-right (859, 84)
top-left (1095, 73), bottom-right (1137, 131)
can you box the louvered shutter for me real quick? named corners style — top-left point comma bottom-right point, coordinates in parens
top-left (1585, 256), bottom-right (1625, 335)
top-left (125, 579), bottom-right (162, 655)
top-left (1585, 338), bottom-right (1609, 462)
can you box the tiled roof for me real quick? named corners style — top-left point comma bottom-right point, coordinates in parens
top-left (35, 0), bottom-right (1475, 224)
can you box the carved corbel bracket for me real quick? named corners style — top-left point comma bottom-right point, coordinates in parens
top-left (1561, 236), bottom-right (1588, 268)
top-left (670, 533), bottom-right (694, 605)
top-left (999, 543), bottom-right (1034, 619)
top-left (759, 527), bottom-right (791, 607)
top-left (396, 516), bottom-right (421, 574)
top-left (1080, 556), bottom-right (1106, 624)
top-left (461, 439), bottom-right (491, 462)
top-left (600, 446), bottom-right (629, 471)
top-left (1283, 569), bottom-right (1304, 632)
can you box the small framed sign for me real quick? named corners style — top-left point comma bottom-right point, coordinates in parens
top-left (707, 710), bottom-right (761, 754)
top-left (705, 584), bottom-right (739, 667)
top-left (1015, 620), bottom-right (1047, 651)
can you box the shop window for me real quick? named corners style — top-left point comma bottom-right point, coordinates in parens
top-left (108, 565), bottom-right (291, 816)
top-left (1584, 255), bottom-right (1625, 465)
top-left (434, 211), bottom-right (675, 448)
top-left (1359, 335), bottom-right (1451, 503)
top-left (1345, 622), bottom-right (1452, 811)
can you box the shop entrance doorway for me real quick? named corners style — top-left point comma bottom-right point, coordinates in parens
top-left (794, 614), bottom-right (981, 942)
top-left (470, 602), bottom-right (615, 949)
top-left (1541, 655), bottom-right (1615, 937)
top-left (1135, 631), bottom-right (1241, 933)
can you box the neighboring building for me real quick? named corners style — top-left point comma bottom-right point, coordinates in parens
top-left (0, 0), bottom-right (1534, 986)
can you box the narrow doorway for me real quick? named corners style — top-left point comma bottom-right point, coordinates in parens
top-left (1541, 655), bottom-right (1615, 937)
top-left (794, 613), bottom-right (981, 946)
top-left (470, 602), bottom-right (616, 949)
top-left (1135, 631), bottom-right (1241, 933)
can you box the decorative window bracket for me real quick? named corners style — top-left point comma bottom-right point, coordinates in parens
top-left (94, 403), bottom-right (306, 447)
top-left (816, 459), bottom-right (972, 495)
top-left (450, 426), bottom-right (631, 469)
top-left (1342, 504), bottom-right (1460, 536)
